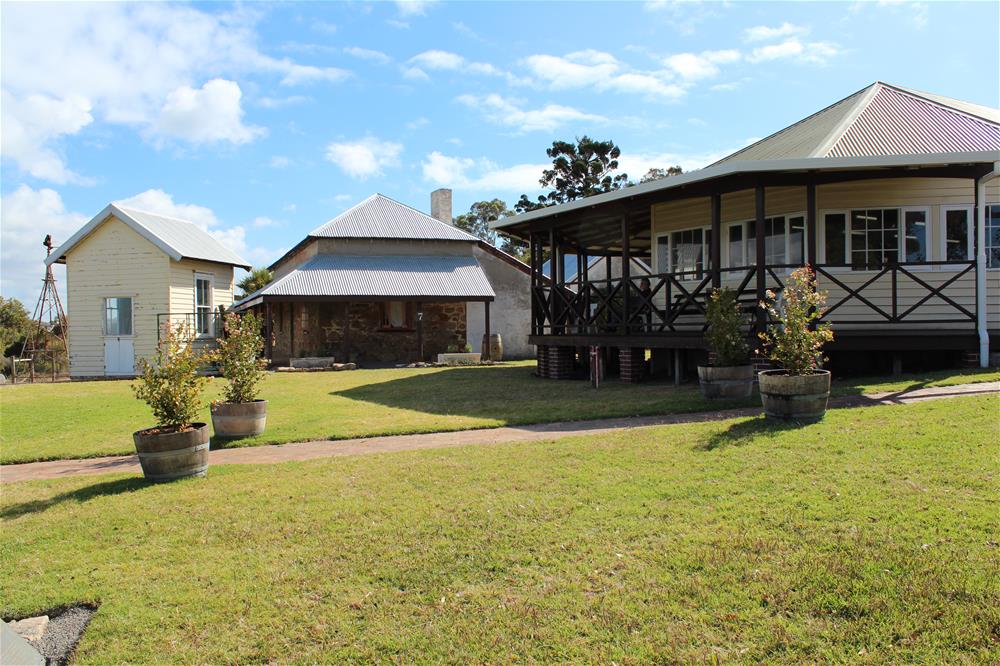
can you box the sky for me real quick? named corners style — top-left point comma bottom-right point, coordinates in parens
top-left (2, 0), bottom-right (998, 306)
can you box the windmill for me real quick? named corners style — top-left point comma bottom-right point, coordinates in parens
top-left (14, 235), bottom-right (69, 382)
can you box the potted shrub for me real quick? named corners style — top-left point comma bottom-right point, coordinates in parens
top-left (131, 323), bottom-right (212, 481)
top-left (757, 266), bottom-right (835, 422)
top-left (210, 311), bottom-right (269, 439)
top-left (698, 287), bottom-right (754, 399)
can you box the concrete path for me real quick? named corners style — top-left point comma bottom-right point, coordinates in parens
top-left (3, 381), bottom-right (997, 485)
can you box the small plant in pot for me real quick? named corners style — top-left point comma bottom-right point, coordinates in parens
top-left (757, 266), bottom-right (835, 422)
top-left (698, 287), bottom-right (754, 399)
top-left (131, 323), bottom-right (212, 481)
top-left (210, 311), bottom-right (269, 439)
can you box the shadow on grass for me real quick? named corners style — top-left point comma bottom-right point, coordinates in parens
top-left (332, 363), bottom-right (717, 425)
top-left (2, 477), bottom-right (148, 519)
top-left (698, 416), bottom-right (803, 451)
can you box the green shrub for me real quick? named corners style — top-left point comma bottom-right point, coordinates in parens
top-left (757, 266), bottom-right (834, 375)
top-left (214, 312), bottom-right (268, 404)
top-left (132, 323), bottom-right (211, 430)
top-left (705, 287), bottom-right (750, 366)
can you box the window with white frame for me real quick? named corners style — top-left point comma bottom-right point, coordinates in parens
top-left (942, 207), bottom-right (972, 262)
top-left (823, 208), bottom-right (929, 269)
top-left (727, 223), bottom-right (744, 267)
top-left (988, 204), bottom-right (1000, 269)
top-left (103, 297), bottom-right (132, 336)
top-left (655, 234), bottom-right (670, 275)
top-left (195, 273), bottom-right (214, 336)
top-left (669, 227), bottom-right (709, 277)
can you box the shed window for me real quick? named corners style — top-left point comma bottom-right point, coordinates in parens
top-left (195, 274), bottom-right (214, 336)
top-left (103, 297), bottom-right (132, 336)
top-left (381, 302), bottom-right (414, 331)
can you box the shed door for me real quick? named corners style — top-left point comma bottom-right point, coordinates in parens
top-left (103, 297), bottom-right (135, 375)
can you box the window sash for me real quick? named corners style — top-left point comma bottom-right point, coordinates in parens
top-left (987, 204), bottom-right (1000, 269)
top-left (944, 208), bottom-right (972, 262)
top-left (195, 275), bottom-right (213, 336)
top-left (104, 297), bottom-right (132, 336)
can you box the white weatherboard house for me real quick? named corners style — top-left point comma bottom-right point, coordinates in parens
top-left (47, 204), bottom-right (250, 378)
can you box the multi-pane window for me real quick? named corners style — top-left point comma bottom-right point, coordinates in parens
top-left (944, 209), bottom-right (971, 262)
top-left (748, 216), bottom-right (787, 265)
top-left (824, 213), bottom-right (847, 264)
top-left (670, 228), bottom-right (705, 277)
top-left (727, 224), bottom-right (743, 267)
top-left (850, 209), bottom-right (899, 269)
top-left (656, 235), bottom-right (670, 275)
top-left (788, 216), bottom-right (805, 265)
top-left (988, 205), bottom-right (1000, 268)
top-left (195, 274), bottom-right (213, 336)
top-left (103, 297), bottom-right (132, 336)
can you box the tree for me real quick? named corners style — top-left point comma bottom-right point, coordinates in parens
top-left (639, 166), bottom-right (683, 183)
top-left (454, 199), bottom-right (510, 244)
top-left (0, 296), bottom-right (32, 357)
top-left (237, 267), bottom-right (273, 298)
top-left (515, 136), bottom-right (629, 213)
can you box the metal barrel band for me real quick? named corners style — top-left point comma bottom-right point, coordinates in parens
top-left (136, 442), bottom-right (210, 459)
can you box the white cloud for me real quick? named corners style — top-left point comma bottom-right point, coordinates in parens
top-left (396, 0), bottom-right (437, 17)
top-left (269, 155), bottom-right (291, 168)
top-left (343, 46), bottom-right (392, 64)
top-left (406, 50), bottom-right (516, 83)
top-left (0, 2), bottom-right (350, 182)
top-left (522, 51), bottom-right (684, 99)
top-left (406, 117), bottom-right (430, 130)
top-left (0, 185), bottom-right (85, 305)
top-left (252, 216), bottom-right (278, 228)
top-left (401, 66), bottom-right (430, 81)
top-left (456, 94), bottom-right (606, 133)
top-left (663, 49), bottom-right (740, 81)
top-left (153, 79), bottom-right (265, 146)
top-left (421, 151), bottom-right (547, 192)
top-left (386, 19), bottom-right (410, 29)
top-left (325, 136), bottom-right (404, 179)
top-left (410, 50), bottom-right (465, 70)
top-left (257, 95), bottom-right (309, 109)
top-left (0, 91), bottom-right (94, 184)
top-left (617, 147), bottom-right (740, 178)
top-left (744, 22), bottom-right (809, 42)
top-left (747, 38), bottom-right (841, 64)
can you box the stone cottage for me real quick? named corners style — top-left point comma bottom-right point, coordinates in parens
top-left (233, 190), bottom-right (532, 365)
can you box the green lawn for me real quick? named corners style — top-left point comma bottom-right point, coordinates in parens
top-left (2, 395), bottom-right (997, 663)
top-left (1, 361), bottom-right (997, 465)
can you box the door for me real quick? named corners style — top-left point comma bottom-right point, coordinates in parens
top-left (103, 297), bottom-right (135, 375)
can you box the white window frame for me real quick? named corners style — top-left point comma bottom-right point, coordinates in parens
top-left (900, 206), bottom-right (931, 270)
top-left (102, 296), bottom-right (134, 337)
top-left (729, 212), bottom-right (808, 274)
top-left (723, 221), bottom-right (746, 271)
top-left (822, 207), bottom-right (932, 272)
top-left (939, 205), bottom-right (974, 266)
top-left (653, 231), bottom-right (671, 275)
top-left (988, 203), bottom-right (1000, 271)
top-left (662, 225), bottom-right (712, 281)
top-left (194, 272), bottom-right (215, 337)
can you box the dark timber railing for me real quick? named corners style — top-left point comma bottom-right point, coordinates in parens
top-left (530, 260), bottom-right (978, 339)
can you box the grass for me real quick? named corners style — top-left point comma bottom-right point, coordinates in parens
top-left (1, 361), bottom-right (997, 465)
top-left (2, 395), bottom-right (997, 663)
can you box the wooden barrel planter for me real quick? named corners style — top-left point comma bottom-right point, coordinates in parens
top-left (211, 400), bottom-right (268, 439)
top-left (697, 365), bottom-right (755, 399)
top-left (758, 370), bottom-right (832, 422)
top-left (133, 423), bottom-right (210, 482)
top-left (481, 333), bottom-right (503, 361)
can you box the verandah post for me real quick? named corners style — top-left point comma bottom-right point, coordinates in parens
top-left (755, 184), bottom-right (767, 335)
top-left (621, 211), bottom-right (631, 334)
top-left (265, 301), bottom-right (273, 361)
top-left (710, 193), bottom-right (721, 290)
top-left (806, 182), bottom-right (817, 267)
top-left (549, 229), bottom-right (558, 333)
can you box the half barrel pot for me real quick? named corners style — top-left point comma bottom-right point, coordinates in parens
top-left (211, 400), bottom-right (268, 439)
top-left (757, 369), bottom-right (831, 422)
top-left (133, 422), bottom-right (210, 482)
top-left (697, 364), bottom-right (755, 399)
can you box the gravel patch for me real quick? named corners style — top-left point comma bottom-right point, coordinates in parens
top-left (30, 605), bottom-right (95, 665)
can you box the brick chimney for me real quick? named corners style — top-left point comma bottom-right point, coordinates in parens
top-left (430, 188), bottom-right (453, 225)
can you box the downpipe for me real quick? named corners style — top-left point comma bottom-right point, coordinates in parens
top-left (976, 161), bottom-right (1000, 368)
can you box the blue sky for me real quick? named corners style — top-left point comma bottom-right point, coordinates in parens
top-left (2, 0), bottom-right (997, 305)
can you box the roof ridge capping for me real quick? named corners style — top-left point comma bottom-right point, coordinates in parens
top-left (307, 192), bottom-right (479, 242)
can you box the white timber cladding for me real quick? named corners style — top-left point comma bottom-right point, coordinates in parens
top-left (63, 216), bottom-right (170, 377)
top-left (649, 177), bottom-right (1000, 330)
top-left (168, 258), bottom-right (234, 339)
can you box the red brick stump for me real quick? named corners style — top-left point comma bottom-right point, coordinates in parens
top-left (537, 345), bottom-right (576, 379)
top-left (619, 347), bottom-right (646, 383)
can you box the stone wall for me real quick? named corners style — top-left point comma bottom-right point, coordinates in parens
top-left (270, 301), bottom-right (467, 366)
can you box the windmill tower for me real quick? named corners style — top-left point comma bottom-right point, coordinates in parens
top-left (14, 235), bottom-right (69, 382)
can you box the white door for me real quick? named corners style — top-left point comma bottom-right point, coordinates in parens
top-left (103, 297), bottom-right (135, 375)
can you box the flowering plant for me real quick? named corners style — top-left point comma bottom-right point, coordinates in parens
top-left (705, 287), bottom-right (750, 366)
top-left (757, 266), bottom-right (834, 375)
top-left (132, 323), bottom-right (211, 430)
top-left (213, 311), bottom-right (268, 404)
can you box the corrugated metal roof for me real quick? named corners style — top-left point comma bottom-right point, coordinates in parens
top-left (713, 81), bottom-right (1000, 165)
top-left (828, 85), bottom-right (1000, 157)
top-left (47, 203), bottom-right (250, 269)
top-left (249, 254), bottom-right (495, 300)
top-left (310, 194), bottom-right (479, 242)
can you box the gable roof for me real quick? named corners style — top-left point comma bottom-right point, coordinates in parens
top-left (714, 81), bottom-right (1000, 165)
top-left (46, 203), bottom-right (250, 269)
top-left (309, 193), bottom-right (479, 242)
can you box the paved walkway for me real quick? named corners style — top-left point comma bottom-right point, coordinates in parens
top-left (3, 381), bottom-right (997, 484)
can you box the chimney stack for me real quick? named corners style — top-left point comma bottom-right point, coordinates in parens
top-left (430, 188), bottom-right (453, 225)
